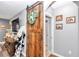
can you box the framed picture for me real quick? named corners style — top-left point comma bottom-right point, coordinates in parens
top-left (56, 15), bottom-right (63, 21)
top-left (56, 24), bottom-right (63, 30)
top-left (66, 16), bottom-right (76, 24)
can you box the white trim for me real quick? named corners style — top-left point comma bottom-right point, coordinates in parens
top-left (45, 12), bottom-right (53, 18)
top-left (53, 52), bottom-right (64, 57)
top-left (47, 51), bottom-right (64, 57)
top-left (43, 2), bottom-right (46, 57)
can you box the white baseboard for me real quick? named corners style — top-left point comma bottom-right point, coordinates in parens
top-left (52, 52), bottom-right (64, 57)
top-left (47, 51), bottom-right (64, 57)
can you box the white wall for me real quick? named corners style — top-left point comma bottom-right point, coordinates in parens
top-left (54, 2), bottom-right (79, 57)
top-left (10, 9), bottom-right (26, 56)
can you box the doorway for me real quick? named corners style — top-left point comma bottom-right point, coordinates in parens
top-left (45, 16), bottom-right (54, 56)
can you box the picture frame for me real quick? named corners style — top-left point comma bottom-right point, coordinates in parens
top-left (56, 24), bottom-right (63, 30)
top-left (66, 16), bottom-right (76, 24)
top-left (56, 15), bottom-right (63, 21)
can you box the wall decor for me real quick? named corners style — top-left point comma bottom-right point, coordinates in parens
top-left (56, 15), bottom-right (63, 21)
top-left (56, 24), bottom-right (63, 30)
top-left (27, 10), bottom-right (38, 25)
top-left (66, 16), bottom-right (76, 24)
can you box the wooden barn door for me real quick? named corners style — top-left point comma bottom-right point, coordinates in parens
top-left (26, 1), bottom-right (43, 57)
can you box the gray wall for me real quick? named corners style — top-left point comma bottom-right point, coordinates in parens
top-left (11, 10), bottom-right (26, 56)
top-left (0, 18), bottom-right (9, 42)
top-left (54, 2), bottom-right (79, 57)
top-left (19, 10), bottom-right (26, 27)
top-left (73, 1), bottom-right (79, 56)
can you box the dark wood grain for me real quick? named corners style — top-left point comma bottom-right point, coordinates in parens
top-left (26, 1), bottom-right (43, 57)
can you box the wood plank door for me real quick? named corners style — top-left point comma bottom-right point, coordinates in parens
top-left (26, 1), bottom-right (44, 57)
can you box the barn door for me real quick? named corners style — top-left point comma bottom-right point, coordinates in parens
top-left (26, 1), bottom-right (43, 57)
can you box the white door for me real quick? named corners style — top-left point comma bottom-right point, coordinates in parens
top-left (45, 16), bottom-right (53, 54)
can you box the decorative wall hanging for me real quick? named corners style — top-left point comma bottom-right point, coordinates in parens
top-left (56, 24), bottom-right (63, 30)
top-left (66, 16), bottom-right (76, 24)
top-left (27, 10), bottom-right (38, 25)
top-left (56, 15), bottom-right (63, 21)
top-left (27, 2), bottom-right (43, 32)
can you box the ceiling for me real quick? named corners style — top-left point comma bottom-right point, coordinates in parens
top-left (73, 1), bottom-right (79, 7)
top-left (51, 1), bottom-right (75, 9)
top-left (0, 1), bottom-right (78, 20)
top-left (44, 0), bottom-right (55, 10)
top-left (0, 1), bottom-right (37, 20)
